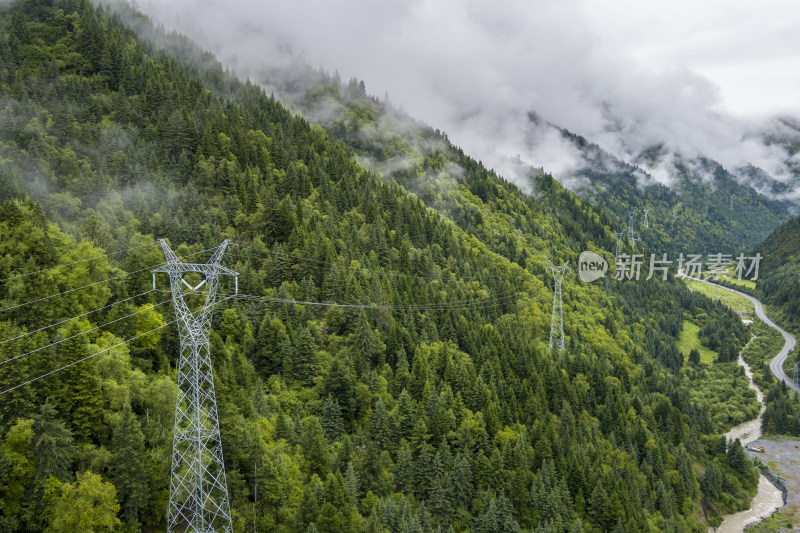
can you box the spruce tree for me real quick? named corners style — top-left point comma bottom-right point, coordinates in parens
top-left (370, 398), bottom-right (392, 449)
top-left (292, 327), bottom-right (319, 384)
top-left (109, 402), bottom-right (148, 528)
top-left (395, 443), bottom-right (414, 492)
top-left (450, 452), bottom-right (474, 509)
top-left (32, 400), bottom-right (74, 482)
top-left (321, 394), bottom-right (345, 441)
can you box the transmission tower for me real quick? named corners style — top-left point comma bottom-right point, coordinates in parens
top-left (705, 201), bottom-right (709, 217)
top-left (672, 205), bottom-right (679, 223)
top-left (730, 195), bottom-right (734, 212)
top-left (626, 210), bottom-right (639, 246)
top-left (153, 239), bottom-right (238, 533)
top-left (643, 209), bottom-right (650, 228)
top-left (793, 361), bottom-right (800, 388)
top-left (547, 261), bottom-right (570, 351)
top-left (614, 231), bottom-right (625, 262)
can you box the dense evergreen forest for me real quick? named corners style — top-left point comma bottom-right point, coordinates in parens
top-left (0, 1), bottom-right (769, 531)
top-left (227, 59), bottom-right (791, 259)
top-left (756, 215), bottom-right (800, 331)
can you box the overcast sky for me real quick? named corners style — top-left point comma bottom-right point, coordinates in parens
top-left (134, 0), bottom-right (800, 189)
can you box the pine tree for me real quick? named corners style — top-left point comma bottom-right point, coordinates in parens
top-left (109, 402), bottom-right (148, 528)
top-left (56, 320), bottom-right (102, 440)
top-left (450, 452), bottom-right (474, 509)
top-left (324, 358), bottom-right (356, 422)
top-left (353, 310), bottom-right (380, 366)
top-left (0, 325), bottom-right (34, 427)
top-left (473, 498), bottom-right (499, 533)
top-left (701, 458), bottom-right (723, 499)
top-left (727, 438), bottom-right (748, 476)
top-left (322, 394), bottom-right (345, 441)
top-left (496, 493), bottom-right (521, 532)
top-left (395, 388), bottom-right (414, 440)
top-left (303, 418), bottom-right (329, 477)
top-left (370, 398), bottom-right (392, 449)
top-left (395, 443), bottom-right (414, 492)
top-left (343, 461), bottom-right (359, 505)
top-left (32, 400), bottom-right (74, 482)
top-left (293, 327), bottom-right (319, 384)
top-left (414, 444), bottom-right (434, 498)
top-left (256, 315), bottom-right (288, 375)
top-left (427, 470), bottom-right (454, 525)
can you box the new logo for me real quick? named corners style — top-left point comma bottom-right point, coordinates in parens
top-left (578, 251), bottom-right (608, 282)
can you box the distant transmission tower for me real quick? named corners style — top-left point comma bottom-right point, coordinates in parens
top-left (793, 361), bottom-right (800, 388)
top-left (672, 205), bottom-right (679, 223)
top-left (614, 231), bottom-right (625, 262)
top-left (626, 210), bottom-right (639, 246)
top-left (705, 201), bottom-right (709, 217)
top-left (643, 209), bottom-right (650, 228)
top-left (153, 239), bottom-right (238, 533)
top-left (547, 261), bottom-right (570, 351)
top-left (730, 195), bottom-right (734, 212)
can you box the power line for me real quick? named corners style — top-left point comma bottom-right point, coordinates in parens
top-left (0, 241), bottom-right (157, 283)
top-left (0, 297), bottom-right (231, 396)
top-left (0, 289), bottom-right (154, 346)
top-left (0, 298), bottom-right (171, 366)
top-left (0, 246), bottom-right (216, 314)
top-left (228, 288), bottom-right (521, 312)
top-left (255, 248), bottom-right (464, 285)
top-left (0, 320), bottom-right (171, 396)
top-left (231, 242), bottom-right (512, 287)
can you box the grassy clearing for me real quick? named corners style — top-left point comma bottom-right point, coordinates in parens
top-left (685, 278), bottom-right (755, 321)
top-left (677, 320), bottom-right (717, 364)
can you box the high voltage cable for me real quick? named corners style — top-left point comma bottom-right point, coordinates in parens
top-left (0, 298), bottom-right (171, 366)
top-left (0, 289), bottom-right (154, 346)
top-left (231, 243), bottom-right (476, 285)
top-left (0, 296), bottom-right (231, 396)
top-left (0, 320), bottom-right (175, 396)
top-left (228, 290), bottom-right (519, 311)
top-left (0, 246), bottom-right (217, 314)
top-left (0, 241), bottom-right (157, 283)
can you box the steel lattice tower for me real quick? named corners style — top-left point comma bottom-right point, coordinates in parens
top-left (643, 209), bottom-right (650, 228)
top-left (614, 231), bottom-right (625, 262)
top-left (153, 239), bottom-right (238, 533)
top-left (793, 361), bottom-right (800, 388)
top-left (547, 261), bottom-right (570, 351)
top-left (626, 211), bottom-right (639, 246)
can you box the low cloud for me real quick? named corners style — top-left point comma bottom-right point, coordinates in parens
top-left (130, 0), bottom-right (800, 197)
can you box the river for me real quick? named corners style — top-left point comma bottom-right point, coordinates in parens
top-left (716, 355), bottom-right (783, 532)
top-left (696, 280), bottom-right (794, 532)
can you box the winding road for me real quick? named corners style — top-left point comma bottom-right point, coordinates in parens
top-left (696, 278), bottom-right (799, 393)
top-left (692, 278), bottom-right (798, 532)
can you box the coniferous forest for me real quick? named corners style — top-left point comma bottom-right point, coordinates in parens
top-left (0, 1), bottom-right (787, 532)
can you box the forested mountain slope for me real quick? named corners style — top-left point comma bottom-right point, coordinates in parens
top-left (756, 215), bottom-right (800, 331)
top-left (200, 59), bottom-right (791, 259)
top-left (0, 1), bottom-right (761, 531)
top-left (552, 130), bottom-right (791, 256)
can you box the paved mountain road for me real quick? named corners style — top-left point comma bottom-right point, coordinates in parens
top-left (697, 278), bottom-right (799, 393)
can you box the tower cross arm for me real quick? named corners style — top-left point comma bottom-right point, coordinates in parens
top-left (152, 263), bottom-right (238, 276)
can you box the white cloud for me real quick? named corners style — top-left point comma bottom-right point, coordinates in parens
top-left (132, 0), bottom-right (800, 194)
